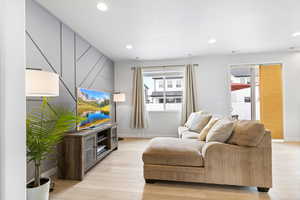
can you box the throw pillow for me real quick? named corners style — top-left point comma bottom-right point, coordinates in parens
top-left (188, 112), bottom-right (212, 133)
top-left (198, 117), bottom-right (219, 141)
top-left (184, 112), bottom-right (197, 128)
top-left (206, 118), bottom-right (234, 143)
top-left (227, 120), bottom-right (265, 147)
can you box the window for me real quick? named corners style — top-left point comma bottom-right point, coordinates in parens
top-left (143, 67), bottom-right (184, 111)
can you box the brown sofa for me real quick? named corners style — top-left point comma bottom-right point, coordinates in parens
top-left (142, 130), bottom-right (272, 192)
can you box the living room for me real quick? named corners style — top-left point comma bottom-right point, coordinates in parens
top-left (1, 0), bottom-right (300, 200)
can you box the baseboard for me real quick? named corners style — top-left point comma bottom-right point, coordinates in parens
top-left (118, 133), bottom-right (176, 138)
top-left (42, 167), bottom-right (57, 178)
top-left (283, 137), bottom-right (300, 142)
top-left (272, 139), bottom-right (284, 142)
top-left (27, 167), bottom-right (57, 184)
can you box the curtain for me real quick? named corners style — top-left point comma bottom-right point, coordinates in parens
top-left (131, 67), bottom-right (148, 128)
top-left (181, 64), bottom-right (198, 125)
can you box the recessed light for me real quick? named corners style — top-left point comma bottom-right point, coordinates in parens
top-left (292, 32), bottom-right (300, 37)
top-left (288, 46), bottom-right (300, 51)
top-left (208, 38), bottom-right (217, 44)
top-left (97, 2), bottom-right (108, 12)
top-left (289, 47), bottom-right (295, 50)
top-left (126, 44), bottom-right (133, 49)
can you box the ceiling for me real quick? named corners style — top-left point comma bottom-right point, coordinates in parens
top-left (36, 0), bottom-right (300, 61)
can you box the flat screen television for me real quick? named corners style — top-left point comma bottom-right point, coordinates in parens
top-left (77, 88), bottom-right (112, 130)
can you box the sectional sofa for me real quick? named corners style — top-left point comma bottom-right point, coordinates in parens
top-left (142, 121), bottom-right (272, 192)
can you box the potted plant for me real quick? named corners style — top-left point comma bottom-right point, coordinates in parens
top-left (26, 98), bottom-right (81, 200)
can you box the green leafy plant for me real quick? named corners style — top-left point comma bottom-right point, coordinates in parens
top-left (27, 98), bottom-right (82, 187)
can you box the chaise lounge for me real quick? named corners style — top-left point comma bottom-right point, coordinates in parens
top-left (142, 120), bottom-right (272, 192)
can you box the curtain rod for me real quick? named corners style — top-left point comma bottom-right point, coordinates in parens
top-left (131, 64), bottom-right (198, 70)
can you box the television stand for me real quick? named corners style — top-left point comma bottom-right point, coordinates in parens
top-left (57, 123), bottom-right (118, 180)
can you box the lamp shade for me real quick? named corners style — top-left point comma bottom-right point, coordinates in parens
top-left (113, 93), bottom-right (126, 102)
top-left (26, 69), bottom-right (59, 97)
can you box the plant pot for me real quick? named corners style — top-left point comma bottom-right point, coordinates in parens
top-left (27, 177), bottom-right (50, 200)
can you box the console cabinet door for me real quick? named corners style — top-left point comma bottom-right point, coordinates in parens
top-left (110, 127), bottom-right (118, 149)
top-left (84, 135), bottom-right (96, 171)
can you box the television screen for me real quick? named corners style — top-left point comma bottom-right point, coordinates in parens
top-left (77, 88), bottom-right (111, 130)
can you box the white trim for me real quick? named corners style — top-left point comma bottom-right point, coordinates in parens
top-left (148, 110), bottom-right (180, 113)
top-left (118, 131), bottom-right (177, 138)
top-left (283, 137), bottom-right (300, 142)
top-left (272, 139), bottom-right (284, 143)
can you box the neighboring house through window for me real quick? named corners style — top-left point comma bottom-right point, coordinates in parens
top-left (176, 79), bottom-right (182, 88)
top-left (167, 80), bottom-right (172, 88)
top-left (143, 66), bottom-right (184, 111)
top-left (158, 80), bottom-right (163, 88)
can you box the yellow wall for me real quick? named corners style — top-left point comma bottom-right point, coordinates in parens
top-left (259, 64), bottom-right (283, 139)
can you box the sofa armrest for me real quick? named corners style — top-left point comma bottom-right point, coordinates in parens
top-left (201, 131), bottom-right (272, 188)
top-left (202, 142), bottom-right (249, 158)
top-left (202, 130), bottom-right (272, 158)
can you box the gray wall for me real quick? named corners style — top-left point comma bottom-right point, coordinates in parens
top-left (26, 0), bottom-right (114, 181)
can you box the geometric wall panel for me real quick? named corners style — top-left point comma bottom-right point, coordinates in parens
top-left (26, 0), bottom-right (114, 181)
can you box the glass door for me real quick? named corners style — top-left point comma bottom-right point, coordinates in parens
top-left (230, 65), bottom-right (260, 120)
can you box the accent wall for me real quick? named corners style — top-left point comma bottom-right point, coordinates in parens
top-left (26, 0), bottom-right (114, 181)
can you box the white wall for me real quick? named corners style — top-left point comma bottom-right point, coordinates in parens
top-left (0, 0), bottom-right (26, 199)
top-left (115, 52), bottom-right (300, 141)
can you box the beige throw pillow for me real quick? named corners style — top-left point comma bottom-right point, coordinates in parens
top-left (227, 120), bottom-right (265, 147)
top-left (206, 118), bottom-right (234, 143)
top-left (198, 118), bottom-right (219, 141)
top-left (188, 112), bottom-right (212, 133)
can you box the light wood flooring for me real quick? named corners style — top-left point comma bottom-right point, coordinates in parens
top-left (50, 139), bottom-right (300, 200)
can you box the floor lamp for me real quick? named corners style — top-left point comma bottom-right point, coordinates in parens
top-left (113, 93), bottom-right (126, 123)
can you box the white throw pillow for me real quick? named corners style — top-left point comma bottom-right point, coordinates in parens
top-left (184, 111), bottom-right (202, 127)
top-left (206, 118), bottom-right (234, 143)
top-left (188, 112), bottom-right (212, 133)
top-left (185, 112), bottom-right (196, 128)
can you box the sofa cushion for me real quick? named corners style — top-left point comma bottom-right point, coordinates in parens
top-left (206, 118), bottom-right (234, 143)
top-left (181, 131), bottom-right (199, 139)
top-left (143, 137), bottom-right (205, 167)
top-left (227, 120), bottom-right (265, 147)
top-left (188, 112), bottom-right (212, 133)
top-left (198, 117), bottom-right (219, 141)
top-left (178, 126), bottom-right (189, 138)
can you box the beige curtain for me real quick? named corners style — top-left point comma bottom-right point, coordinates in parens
top-left (131, 67), bottom-right (148, 128)
top-left (181, 64), bottom-right (198, 125)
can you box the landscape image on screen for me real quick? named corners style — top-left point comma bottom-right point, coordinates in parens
top-left (77, 88), bottom-right (111, 130)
